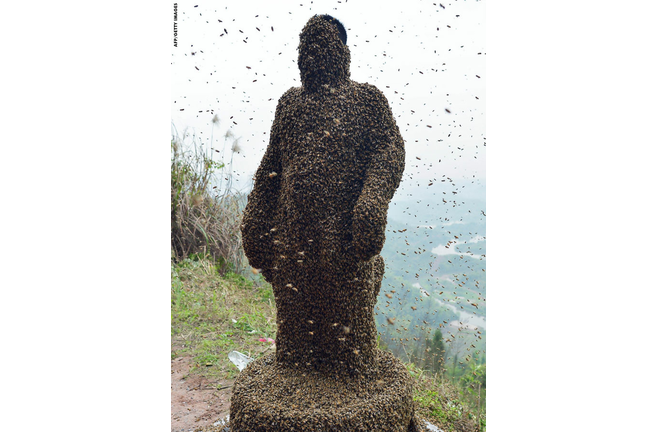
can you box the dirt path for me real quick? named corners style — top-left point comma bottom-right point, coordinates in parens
top-left (171, 356), bottom-right (232, 432)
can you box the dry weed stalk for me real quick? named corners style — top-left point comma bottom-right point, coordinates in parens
top-left (171, 123), bottom-right (246, 274)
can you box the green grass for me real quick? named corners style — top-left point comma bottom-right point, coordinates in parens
top-left (171, 257), bottom-right (277, 380)
top-left (408, 363), bottom-right (485, 432)
top-left (171, 256), bottom-right (484, 431)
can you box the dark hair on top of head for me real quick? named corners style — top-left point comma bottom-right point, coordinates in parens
top-left (319, 14), bottom-right (347, 45)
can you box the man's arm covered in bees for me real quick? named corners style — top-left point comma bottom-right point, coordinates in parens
top-left (352, 85), bottom-right (405, 261)
top-left (240, 94), bottom-right (290, 272)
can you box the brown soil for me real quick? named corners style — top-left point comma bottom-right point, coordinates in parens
top-left (171, 355), bottom-right (232, 432)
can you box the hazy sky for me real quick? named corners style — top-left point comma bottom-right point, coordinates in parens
top-left (171, 0), bottom-right (486, 199)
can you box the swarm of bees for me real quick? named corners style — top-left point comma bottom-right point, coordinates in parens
top-left (231, 14), bottom-right (428, 432)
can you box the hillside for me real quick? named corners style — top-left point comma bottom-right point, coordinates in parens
top-left (376, 191), bottom-right (486, 377)
top-left (171, 257), bottom-right (485, 432)
top-left (170, 131), bottom-right (485, 431)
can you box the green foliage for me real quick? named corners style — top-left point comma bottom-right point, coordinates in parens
top-left (171, 254), bottom-right (484, 430)
top-left (171, 258), bottom-right (277, 380)
top-left (169, 117), bottom-right (485, 430)
top-left (171, 124), bottom-right (247, 275)
top-left (233, 311), bottom-right (274, 338)
top-left (224, 272), bottom-right (254, 289)
top-left (460, 362), bottom-right (486, 391)
top-left (423, 329), bottom-right (447, 375)
top-left (410, 362), bottom-right (485, 432)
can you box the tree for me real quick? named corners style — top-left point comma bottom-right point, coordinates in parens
top-left (428, 329), bottom-right (446, 375)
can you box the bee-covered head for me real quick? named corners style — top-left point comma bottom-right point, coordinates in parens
top-left (298, 14), bottom-right (350, 91)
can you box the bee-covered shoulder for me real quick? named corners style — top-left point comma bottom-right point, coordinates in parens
top-left (276, 87), bottom-right (303, 111)
top-left (272, 87), bottom-right (303, 129)
top-left (354, 83), bottom-right (398, 134)
top-left (356, 82), bottom-right (390, 107)
top-left (271, 87), bottom-right (302, 139)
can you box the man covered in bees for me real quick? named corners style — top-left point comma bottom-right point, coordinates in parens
top-left (232, 14), bottom-right (425, 432)
top-left (242, 13), bottom-right (404, 371)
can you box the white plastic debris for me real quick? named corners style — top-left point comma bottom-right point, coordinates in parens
top-left (424, 420), bottom-right (443, 431)
top-left (212, 414), bottom-right (230, 432)
top-left (214, 414), bottom-right (229, 425)
top-left (228, 351), bottom-right (254, 371)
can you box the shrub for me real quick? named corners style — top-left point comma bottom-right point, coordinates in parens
top-left (171, 123), bottom-right (246, 274)
top-left (410, 362), bottom-right (485, 432)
